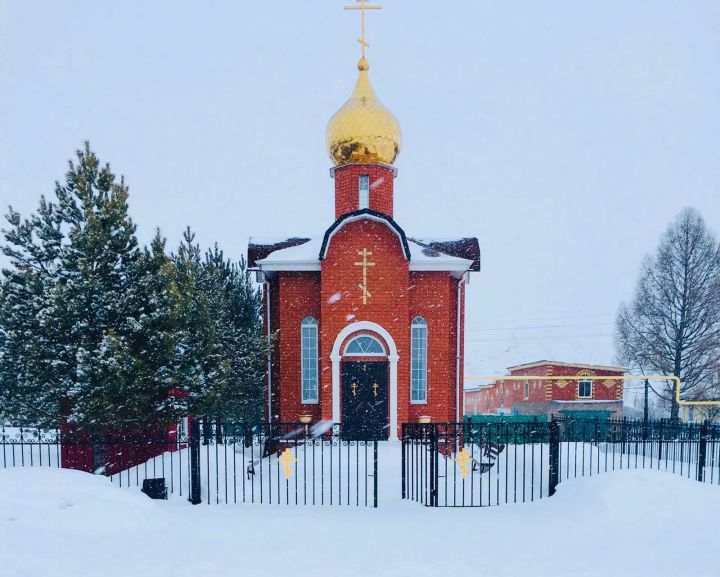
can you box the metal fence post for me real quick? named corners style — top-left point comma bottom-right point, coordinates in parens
top-left (548, 416), bottom-right (560, 497)
top-left (188, 418), bottom-right (202, 505)
top-left (401, 427), bottom-right (406, 500)
top-left (373, 440), bottom-right (378, 508)
top-left (697, 420), bottom-right (708, 483)
top-left (429, 425), bottom-right (438, 507)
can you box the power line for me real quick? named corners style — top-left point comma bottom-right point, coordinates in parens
top-left (465, 322), bottom-right (613, 332)
top-left (465, 332), bottom-right (613, 342)
top-left (467, 312), bottom-right (614, 325)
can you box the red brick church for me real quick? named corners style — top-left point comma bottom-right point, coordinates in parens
top-left (248, 54), bottom-right (480, 441)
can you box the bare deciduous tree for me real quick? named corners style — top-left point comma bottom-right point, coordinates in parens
top-left (616, 207), bottom-right (720, 421)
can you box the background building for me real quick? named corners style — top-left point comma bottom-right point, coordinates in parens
top-left (465, 361), bottom-right (625, 420)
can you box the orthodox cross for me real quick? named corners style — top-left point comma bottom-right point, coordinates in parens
top-left (372, 383), bottom-right (379, 398)
top-left (278, 448), bottom-right (297, 480)
top-left (354, 248), bottom-right (375, 304)
top-left (455, 448), bottom-right (473, 480)
top-left (343, 0), bottom-right (382, 60)
top-left (351, 382), bottom-right (358, 396)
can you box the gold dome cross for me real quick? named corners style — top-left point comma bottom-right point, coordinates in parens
top-left (344, 0), bottom-right (382, 60)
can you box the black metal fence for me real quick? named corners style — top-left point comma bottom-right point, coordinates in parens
top-left (1, 424), bottom-right (193, 496)
top-left (402, 417), bottom-right (720, 507)
top-left (1, 420), bottom-right (379, 507)
top-left (191, 421), bottom-right (378, 507)
top-left (554, 417), bottom-right (720, 485)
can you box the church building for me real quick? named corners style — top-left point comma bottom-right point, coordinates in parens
top-left (248, 43), bottom-right (480, 441)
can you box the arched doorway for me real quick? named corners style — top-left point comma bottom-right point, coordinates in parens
top-left (341, 334), bottom-right (388, 440)
top-left (330, 321), bottom-right (399, 441)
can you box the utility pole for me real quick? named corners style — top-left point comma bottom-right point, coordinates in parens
top-left (643, 378), bottom-right (649, 425)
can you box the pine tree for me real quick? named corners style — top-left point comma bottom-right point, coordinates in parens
top-left (120, 231), bottom-right (188, 427)
top-left (0, 143), bottom-right (180, 432)
top-left (48, 143), bottom-right (143, 432)
top-left (219, 254), bottom-right (266, 423)
top-left (1, 144), bottom-right (269, 432)
top-left (172, 232), bottom-right (269, 424)
top-left (172, 229), bottom-right (223, 420)
top-left (0, 198), bottom-right (64, 426)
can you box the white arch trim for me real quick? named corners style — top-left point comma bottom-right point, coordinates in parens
top-left (330, 321), bottom-right (400, 441)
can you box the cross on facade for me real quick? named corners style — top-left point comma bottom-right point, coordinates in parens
top-left (354, 248), bottom-right (375, 304)
top-left (343, 0), bottom-right (382, 59)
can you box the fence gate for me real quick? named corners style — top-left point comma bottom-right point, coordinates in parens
top-left (189, 420), bottom-right (379, 507)
top-left (402, 421), bottom-right (552, 507)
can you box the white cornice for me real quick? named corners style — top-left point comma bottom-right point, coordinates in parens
top-left (257, 261), bottom-right (321, 272)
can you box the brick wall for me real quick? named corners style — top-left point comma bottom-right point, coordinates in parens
top-left (537, 364), bottom-right (624, 402)
top-left (333, 164), bottom-right (395, 218)
top-left (270, 272), bottom-right (322, 423)
top-left (408, 272), bottom-right (461, 423)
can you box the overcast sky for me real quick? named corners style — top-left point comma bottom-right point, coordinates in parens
top-left (1, 1), bottom-right (719, 382)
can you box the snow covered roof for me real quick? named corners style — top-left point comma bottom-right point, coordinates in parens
top-left (507, 360), bottom-right (627, 373)
top-left (247, 237), bottom-right (313, 268)
top-left (250, 235), bottom-right (476, 274)
top-left (248, 211), bottom-right (480, 276)
top-left (407, 237), bottom-right (481, 272)
top-left (249, 237), bottom-right (322, 271)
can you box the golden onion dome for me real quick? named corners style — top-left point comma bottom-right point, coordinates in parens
top-left (326, 58), bottom-right (402, 166)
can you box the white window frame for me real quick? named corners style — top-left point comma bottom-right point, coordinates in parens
top-left (358, 174), bottom-right (370, 209)
top-left (523, 382), bottom-right (529, 400)
top-left (301, 317), bottom-right (319, 404)
top-left (178, 417), bottom-right (189, 440)
top-left (343, 334), bottom-right (386, 357)
top-left (410, 316), bottom-right (428, 404)
top-left (578, 379), bottom-right (593, 399)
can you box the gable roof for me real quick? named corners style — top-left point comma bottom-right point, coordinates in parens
top-left (248, 211), bottom-right (480, 276)
top-left (408, 237), bottom-right (481, 272)
top-left (319, 209), bottom-right (411, 261)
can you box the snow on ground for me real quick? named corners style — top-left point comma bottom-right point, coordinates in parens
top-left (2, 442), bottom-right (720, 577)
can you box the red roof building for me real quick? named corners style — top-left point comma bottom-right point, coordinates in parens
top-left (248, 56), bottom-right (479, 440)
top-left (465, 361), bottom-right (626, 420)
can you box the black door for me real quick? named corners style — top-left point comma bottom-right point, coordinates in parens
top-left (341, 362), bottom-right (389, 440)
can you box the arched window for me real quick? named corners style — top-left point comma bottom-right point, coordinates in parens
top-left (344, 334), bottom-right (386, 356)
top-left (411, 316), bottom-right (428, 403)
top-left (301, 317), bottom-right (319, 403)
